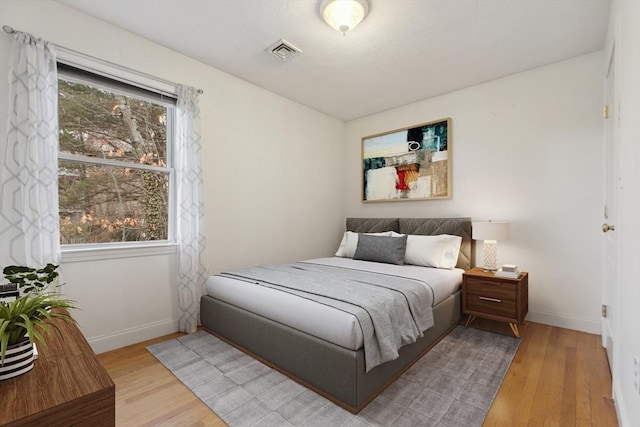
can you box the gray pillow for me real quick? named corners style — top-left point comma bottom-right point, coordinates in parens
top-left (353, 234), bottom-right (408, 265)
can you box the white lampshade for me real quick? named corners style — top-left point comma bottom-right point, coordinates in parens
top-left (320, 0), bottom-right (369, 34)
top-left (472, 222), bottom-right (510, 242)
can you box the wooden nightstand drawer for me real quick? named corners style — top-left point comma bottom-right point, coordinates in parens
top-left (466, 278), bottom-right (516, 301)
top-left (466, 293), bottom-right (517, 318)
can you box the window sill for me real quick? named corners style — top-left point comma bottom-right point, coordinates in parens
top-left (61, 243), bottom-right (178, 263)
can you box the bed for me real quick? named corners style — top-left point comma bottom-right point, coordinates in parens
top-left (200, 217), bottom-right (472, 413)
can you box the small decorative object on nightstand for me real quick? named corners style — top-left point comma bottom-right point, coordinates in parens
top-left (462, 267), bottom-right (528, 337)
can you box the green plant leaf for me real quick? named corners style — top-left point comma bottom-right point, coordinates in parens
top-left (0, 333), bottom-right (9, 366)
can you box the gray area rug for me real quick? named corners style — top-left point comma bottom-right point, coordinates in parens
top-left (147, 325), bottom-right (520, 427)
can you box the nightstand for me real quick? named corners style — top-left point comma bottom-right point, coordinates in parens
top-left (462, 267), bottom-right (529, 337)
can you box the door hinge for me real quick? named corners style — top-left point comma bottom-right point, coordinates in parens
top-left (603, 105), bottom-right (609, 119)
top-left (602, 304), bottom-right (608, 318)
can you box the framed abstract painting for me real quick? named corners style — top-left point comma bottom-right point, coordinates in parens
top-left (362, 118), bottom-right (451, 202)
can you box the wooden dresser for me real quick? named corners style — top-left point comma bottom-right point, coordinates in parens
top-left (0, 315), bottom-right (115, 426)
top-left (462, 267), bottom-right (529, 337)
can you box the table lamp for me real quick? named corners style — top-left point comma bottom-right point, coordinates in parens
top-left (472, 221), bottom-right (510, 271)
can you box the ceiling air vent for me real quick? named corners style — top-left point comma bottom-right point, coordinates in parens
top-left (267, 39), bottom-right (302, 62)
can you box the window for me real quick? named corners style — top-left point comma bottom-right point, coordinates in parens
top-left (57, 64), bottom-right (176, 248)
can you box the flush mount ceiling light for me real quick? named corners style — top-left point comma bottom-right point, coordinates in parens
top-left (320, 0), bottom-right (369, 34)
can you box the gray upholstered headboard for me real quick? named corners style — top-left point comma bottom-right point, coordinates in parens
top-left (345, 217), bottom-right (472, 270)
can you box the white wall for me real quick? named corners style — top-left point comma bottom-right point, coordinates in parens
top-left (0, 0), bottom-right (345, 353)
top-left (607, 2), bottom-right (640, 426)
top-left (345, 52), bottom-right (604, 334)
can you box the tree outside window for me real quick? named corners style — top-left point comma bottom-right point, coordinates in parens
top-left (57, 75), bottom-right (174, 245)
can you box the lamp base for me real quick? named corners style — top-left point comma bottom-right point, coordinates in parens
top-left (483, 240), bottom-right (498, 271)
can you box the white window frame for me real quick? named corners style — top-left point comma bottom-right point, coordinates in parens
top-left (57, 50), bottom-right (178, 262)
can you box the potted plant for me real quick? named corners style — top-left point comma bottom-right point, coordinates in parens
top-left (0, 264), bottom-right (76, 380)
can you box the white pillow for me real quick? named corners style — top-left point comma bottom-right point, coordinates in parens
top-left (335, 231), bottom-right (392, 258)
top-left (404, 234), bottom-right (462, 269)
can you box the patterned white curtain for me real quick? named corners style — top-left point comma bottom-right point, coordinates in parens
top-left (176, 85), bottom-right (208, 333)
top-left (0, 31), bottom-right (60, 267)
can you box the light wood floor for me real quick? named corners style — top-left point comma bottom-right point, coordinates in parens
top-left (97, 320), bottom-right (618, 426)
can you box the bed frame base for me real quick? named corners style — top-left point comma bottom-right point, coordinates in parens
top-left (200, 291), bottom-right (461, 413)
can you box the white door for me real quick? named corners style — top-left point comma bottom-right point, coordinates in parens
top-left (602, 46), bottom-right (618, 372)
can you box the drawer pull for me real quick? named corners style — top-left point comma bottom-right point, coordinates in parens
top-left (478, 296), bottom-right (502, 303)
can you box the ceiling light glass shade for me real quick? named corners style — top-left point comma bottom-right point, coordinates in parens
top-left (320, 0), bottom-right (369, 34)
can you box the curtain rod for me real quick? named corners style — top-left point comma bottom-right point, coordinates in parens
top-left (2, 25), bottom-right (204, 95)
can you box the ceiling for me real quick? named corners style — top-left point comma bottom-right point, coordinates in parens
top-left (57, 0), bottom-right (611, 121)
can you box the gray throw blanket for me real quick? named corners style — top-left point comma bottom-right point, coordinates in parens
top-left (218, 262), bottom-right (434, 372)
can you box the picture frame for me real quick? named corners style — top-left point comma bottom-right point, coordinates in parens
top-left (362, 118), bottom-right (451, 202)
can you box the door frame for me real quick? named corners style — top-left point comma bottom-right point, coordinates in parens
top-left (601, 41), bottom-right (618, 380)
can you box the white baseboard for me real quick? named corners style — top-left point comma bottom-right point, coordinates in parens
top-left (87, 318), bottom-right (179, 354)
top-left (526, 309), bottom-right (600, 334)
top-left (602, 318), bottom-right (613, 348)
top-left (613, 377), bottom-right (630, 427)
